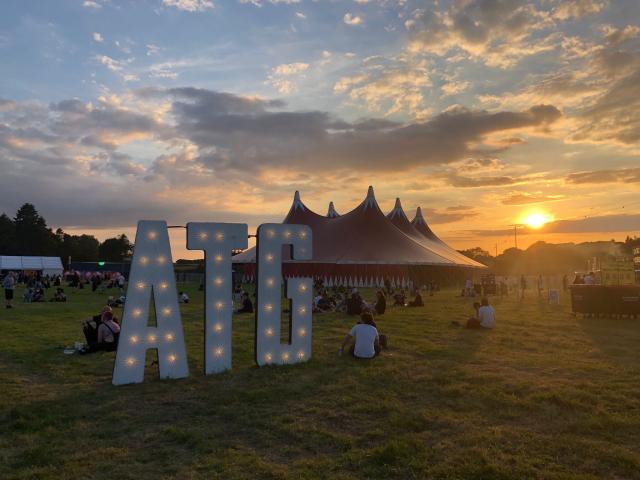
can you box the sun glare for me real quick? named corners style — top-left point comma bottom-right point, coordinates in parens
top-left (522, 211), bottom-right (552, 229)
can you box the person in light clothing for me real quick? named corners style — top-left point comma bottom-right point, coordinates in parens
top-left (340, 312), bottom-right (380, 359)
top-left (478, 297), bottom-right (495, 329)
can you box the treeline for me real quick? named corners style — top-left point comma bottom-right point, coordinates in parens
top-left (460, 237), bottom-right (640, 276)
top-left (0, 203), bottom-right (132, 266)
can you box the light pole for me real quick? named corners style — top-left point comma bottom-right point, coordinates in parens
top-left (508, 224), bottom-right (525, 249)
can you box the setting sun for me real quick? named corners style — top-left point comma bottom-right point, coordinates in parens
top-left (522, 211), bottom-right (553, 229)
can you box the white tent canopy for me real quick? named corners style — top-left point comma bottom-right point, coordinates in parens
top-left (0, 256), bottom-right (64, 276)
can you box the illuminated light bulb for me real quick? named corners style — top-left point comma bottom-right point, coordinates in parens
top-left (199, 231), bottom-right (208, 240)
top-left (126, 357), bottom-right (136, 367)
top-left (300, 248), bottom-right (307, 254)
top-left (298, 284), bottom-right (307, 292)
top-left (297, 350), bottom-right (305, 360)
top-left (266, 229), bottom-right (275, 238)
top-left (265, 353), bottom-right (273, 362)
top-left (139, 256), bottom-right (149, 266)
top-left (164, 332), bottom-right (174, 342)
top-left (299, 230), bottom-right (307, 239)
top-left (159, 282), bottom-right (169, 291)
top-left (215, 301), bottom-right (224, 311)
top-left (168, 354), bottom-right (177, 364)
top-left (265, 253), bottom-right (274, 263)
top-left (298, 306), bottom-right (307, 315)
top-left (281, 352), bottom-right (290, 361)
top-left (266, 278), bottom-right (275, 288)
top-left (264, 303), bottom-right (273, 313)
top-left (213, 277), bottom-right (223, 287)
top-left (162, 307), bottom-right (172, 316)
top-left (136, 282), bottom-right (145, 290)
top-left (214, 347), bottom-right (224, 357)
top-left (215, 232), bottom-right (224, 241)
top-left (147, 231), bottom-right (157, 240)
top-left (298, 327), bottom-right (306, 337)
top-left (283, 230), bottom-right (291, 239)
top-left (265, 327), bottom-right (274, 337)
top-left (213, 323), bottom-right (223, 333)
top-left (148, 333), bottom-right (157, 343)
top-left (132, 308), bottom-right (142, 318)
top-left (214, 254), bottom-right (223, 263)
top-left (156, 255), bottom-right (167, 265)
top-left (129, 335), bottom-right (139, 344)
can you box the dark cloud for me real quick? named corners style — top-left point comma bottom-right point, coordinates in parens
top-left (421, 207), bottom-right (478, 225)
top-left (442, 173), bottom-right (529, 188)
top-left (158, 87), bottom-right (560, 172)
top-left (468, 213), bottom-right (640, 236)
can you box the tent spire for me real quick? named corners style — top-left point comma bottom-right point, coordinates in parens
top-left (413, 206), bottom-right (425, 224)
top-left (327, 201), bottom-right (340, 218)
top-left (388, 197), bottom-right (407, 220)
top-left (291, 190), bottom-right (305, 212)
top-left (362, 185), bottom-right (378, 210)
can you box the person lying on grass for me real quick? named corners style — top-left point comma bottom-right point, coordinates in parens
top-left (80, 310), bottom-right (120, 353)
top-left (340, 312), bottom-right (387, 359)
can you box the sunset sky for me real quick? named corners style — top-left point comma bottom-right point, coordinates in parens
top-left (1, 0), bottom-right (639, 259)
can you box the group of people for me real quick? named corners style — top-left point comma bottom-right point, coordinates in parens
top-left (79, 306), bottom-right (121, 353)
top-left (1, 271), bottom-right (69, 307)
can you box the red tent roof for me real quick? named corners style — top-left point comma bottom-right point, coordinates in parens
top-left (389, 199), bottom-right (483, 267)
top-left (233, 187), bottom-right (485, 268)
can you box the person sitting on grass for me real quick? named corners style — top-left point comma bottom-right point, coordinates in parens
top-left (374, 290), bottom-right (386, 315)
top-left (340, 312), bottom-right (381, 359)
top-left (478, 297), bottom-right (495, 329)
top-left (236, 292), bottom-right (253, 313)
top-left (179, 291), bottom-right (189, 304)
top-left (81, 310), bottom-right (120, 353)
top-left (50, 288), bottom-right (67, 302)
top-left (408, 290), bottom-right (423, 307)
top-left (346, 291), bottom-right (363, 315)
top-left (393, 289), bottom-right (406, 306)
top-left (465, 302), bottom-right (482, 329)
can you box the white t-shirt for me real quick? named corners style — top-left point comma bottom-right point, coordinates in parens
top-left (478, 305), bottom-right (495, 329)
top-left (349, 324), bottom-right (379, 358)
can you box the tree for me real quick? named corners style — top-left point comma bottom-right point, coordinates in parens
top-left (0, 213), bottom-right (16, 254)
top-left (98, 234), bottom-right (133, 262)
top-left (56, 228), bottom-right (100, 267)
top-left (13, 203), bottom-right (58, 255)
top-left (458, 247), bottom-right (493, 266)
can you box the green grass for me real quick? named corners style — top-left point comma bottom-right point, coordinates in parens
top-left (2, 283), bottom-right (640, 479)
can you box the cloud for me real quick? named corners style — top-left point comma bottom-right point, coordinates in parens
top-left (82, 1), bottom-right (102, 8)
top-left (552, 0), bottom-right (608, 21)
top-left (93, 32), bottom-right (104, 43)
top-left (501, 192), bottom-right (566, 205)
top-left (468, 214), bottom-right (640, 236)
top-left (406, 1), bottom-right (555, 68)
top-left (565, 167), bottom-right (640, 184)
top-left (163, 0), bottom-right (214, 12)
top-left (268, 62), bottom-right (310, 93)
top-left (344, 13), bottom-right (363, 26)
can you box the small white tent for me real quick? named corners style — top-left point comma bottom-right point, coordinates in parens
top-left (0, 256), bottom-right (64, 276)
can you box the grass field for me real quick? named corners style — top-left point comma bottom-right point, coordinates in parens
top-left (1, 283), bottom-right (640, 479)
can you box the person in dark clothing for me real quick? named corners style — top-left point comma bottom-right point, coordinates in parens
top-left (374, 290), bottom-right (386, 315)
top-left (81, 310), bottom-right (120, 353)
top-left (236, 293), bottom-right (254, 313)
top-left (346, 293), bottom-right (363, 315)
top-left (408, 291), bottom-right (423, 307)
top-left (393, 289), bottom-right (406, 306)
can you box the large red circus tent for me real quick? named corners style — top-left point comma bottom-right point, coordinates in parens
top-left (233, 186), bottom-right (486, 287)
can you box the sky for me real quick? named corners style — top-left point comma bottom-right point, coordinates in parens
top-left (1, 0), bottom-right (640, 259)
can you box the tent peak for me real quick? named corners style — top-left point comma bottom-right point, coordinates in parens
top-left (413, 206), bottom-right (425, 223)
top-left (388, 197), bottom-right (407, 220)
top-left (327, 201), bottom-right (340, 218)
top-left (362, 185), bottom-right (378, 210)
top-left (291, 190), bottom-right (305, 212)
